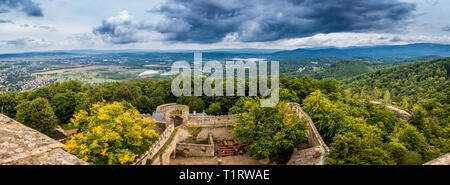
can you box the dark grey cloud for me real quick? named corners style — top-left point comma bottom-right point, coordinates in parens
top-left (1, 38), bottom-right (46, 47)
top-left (0, 0), bottom-right (43, 17)
top-left (443, 26), bottom-right (450, 32)
top-left (93, 11), bottom-right (151, 44)
top-left (0, 19), bottom-right (13, 24)
top-left (0, 8), bottom-right (9, 14)
top-left (150, 0), bottom-right (416, 43)
top-left (6, 39), bottom-right (28, 46)
top-left (36, 25), bottom-right (57, 32)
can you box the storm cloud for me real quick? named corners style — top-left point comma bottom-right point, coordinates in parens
top-left (0, 19), bottom-right (13, 24)
top-left (1, 38), bottom-right (47, 47)
top-left (93, 11), bottom-right (152, 44)
top-left (443, 26), bottom-right (450, 32)
top-left (151, 0), bottom-right (416, 43)
top-left (0, 0), bottom-right (43, 17)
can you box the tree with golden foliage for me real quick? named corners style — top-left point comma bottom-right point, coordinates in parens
top-left (64, 101), bottom-right (159, 165)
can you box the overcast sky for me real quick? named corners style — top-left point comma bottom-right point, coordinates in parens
top-left (0, 0), bottom-right (449, 53)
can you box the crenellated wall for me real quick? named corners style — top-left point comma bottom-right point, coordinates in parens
top-left (133, 123), bottom-right (175, 165)
top-left (287, 102), bottom-right (329, 153)
top-left (155, 104), bottom-right (190, 126)
top-left (187, 114), bottom-right (240, 127)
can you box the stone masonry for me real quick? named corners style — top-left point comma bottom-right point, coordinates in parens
top-left (0, 114), bottom-right (87, 165)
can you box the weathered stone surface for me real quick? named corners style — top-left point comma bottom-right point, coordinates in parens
top-left (0, 114), bottom-right (87, 165)
top-left (287, 147), bottom-right (324, 165)
top-left (370, 101), bottom-right (414, 121)
top-left (424, 153), bottom-right (450, 165)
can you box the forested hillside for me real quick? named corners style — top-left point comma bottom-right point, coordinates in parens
top-left (335, 58), bottom-right (450, 163)
top-left (308, 60), bottom-right (381, 80)
top-left (281, 56), bottom-right (442, 80)
top-left (342, 57), bottom-right (449, 122)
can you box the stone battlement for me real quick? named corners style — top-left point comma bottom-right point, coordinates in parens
top-left (187, 114), bottom-right (240, 127)
top-left (287, 103), bottom-right (329, 153)
top-left (133, 123), bottom-right (175, 165)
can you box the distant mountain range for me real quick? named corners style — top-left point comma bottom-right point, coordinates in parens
top-left (1, 43), bottom-right (449, 59)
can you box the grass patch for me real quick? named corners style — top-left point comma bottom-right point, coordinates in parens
top-left (60, 123), bottom-right (79, 130)
top-left (187, 125), bottom-right (203, 139)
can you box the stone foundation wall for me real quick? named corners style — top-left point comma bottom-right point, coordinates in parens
top-left (196, 125), bottom-right (234, 141)
top-left (176, 134), bottom-right (215, 157)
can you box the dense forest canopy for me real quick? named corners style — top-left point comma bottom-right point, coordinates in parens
top-left (0, 57), bottom-right (448, 164)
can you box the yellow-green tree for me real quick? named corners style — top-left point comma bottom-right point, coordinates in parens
top-left (383, 90), bottom-right (392, 104)
top-left (64, 101), bottom-right (159, 165)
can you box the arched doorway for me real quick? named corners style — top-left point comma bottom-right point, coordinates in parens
top-left (172, 115), bottom-right (183, 127)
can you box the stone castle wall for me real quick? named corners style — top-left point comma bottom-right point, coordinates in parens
top-left (155, 104), bottom-right (190, 126)
top-left (133, 123), bottom-right (175, 165)
top-left (287, 102), bottom-right (329, 153)
top-left (187, 114), bottom-right (240, 127)
top-left (196, 125), bottom-right (234, 141)
top-left (187, 113), bottom-right (238, 141)
top-left (176, 133), bottom-right (215, 157)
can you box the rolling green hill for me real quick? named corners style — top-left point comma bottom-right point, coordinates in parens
top-left (335, 58), bottom-right (449, 163)
top-left (341, 58), bottom-right (449, 158)
top-left (310, 60), bottom-right (383, 80)
top-left (342, 57), bottom-right (449, 106)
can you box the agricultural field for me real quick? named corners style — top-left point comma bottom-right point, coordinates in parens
top-left (0, 55), bottom-right (175, 91)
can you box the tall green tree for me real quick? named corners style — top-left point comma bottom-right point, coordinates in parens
top-left (176, 96), bottom-right (205, 113)
top-left (302, 90), bottom-right (349, 141)
top-left (51, 91), bottom-right (77, 123)
top-left (15, 98), bottom-right (57, 136)
top-left (233, 99), bottom-right (307, 160)
top-left (0, 93), bottom-right (18, 118)
top-left (384, 90), bottom-right (391, 104)
top-left (206, 102), bottom-right (223, 115)
top-left (80, 87), bottom-right (104, 111)
top-left (326, 132), bottom-right (395, 165)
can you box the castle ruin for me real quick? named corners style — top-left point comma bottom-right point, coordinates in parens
top-left (133, 102), bottom-right (329, 165)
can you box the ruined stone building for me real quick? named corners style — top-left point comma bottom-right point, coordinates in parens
top-left (134, 103), bottom-right (329, 165)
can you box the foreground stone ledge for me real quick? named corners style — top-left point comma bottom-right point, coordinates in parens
top-left (424, 153), bottom-right (450, 165)
top-left (0, 114), bottom-right (87, 165)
